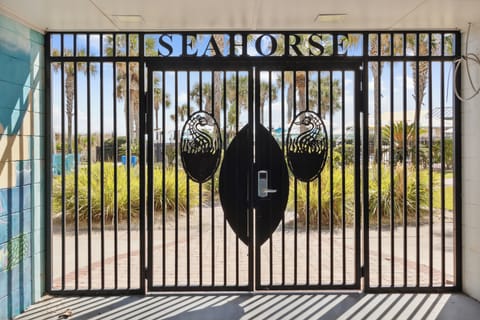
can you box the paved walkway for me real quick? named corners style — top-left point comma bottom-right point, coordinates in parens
top-left (51, 208), bottom-right (455, 290)
top-left (15, 293), bottom-right (480, 319)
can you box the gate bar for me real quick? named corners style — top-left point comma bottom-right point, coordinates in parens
top-left (415, 58), bottom-right (420, 288)
top-left (389, 61), bottom-right (395, 287)
top-left (74, 59), bottom-right (79, 290)
top-left (306, 71), bottom-right (311, 285)
top-left (113, 60), bottom-right (119, 289)
top-left (402, 60), bottom-right (407, 287)
top-left (317, 71), bottom-right (322, 285)
top-left (87, 60), bottom-right (92, 290)
top-left (99, 60), bottom-right (105, 290)
top-left (329, 71), bottom-right (334, 285)
top-left (186, 71), bottom-right (192, 286)
top-left (126, 60), bottom-right (132, 289)
top-left (341, 71), bottom-right (346, 285)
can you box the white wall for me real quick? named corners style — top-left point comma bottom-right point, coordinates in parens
top-left (462, 24), bottom-right (480, 302)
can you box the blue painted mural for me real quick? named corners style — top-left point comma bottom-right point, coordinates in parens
top-left (0, 13), bottom-right (45, 320)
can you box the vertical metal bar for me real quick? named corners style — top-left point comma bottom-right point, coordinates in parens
top-left (186, 71), bottom-right (191, 287)
top-left (329, 71), bottom-right (334, 285)
top-left (415, 58), bottom-right (421, 288)
top-left (306, 71), bottom-right (311, 286)
top-left (281, 71), bottom-right (286, 286)
top-left (254, 68), bottom-right (261, 289)
top-left (355, 65), bottom-right (363, 287)
top-left (403, 60), bottom-right (408, 287)
top-left (341, 71), bottom-right (346, 285)
top-left (235, 71), bottom-right (240, 287)
top-left (441, 61), bottom-right (446, 287)
top-left (390, 62), bottom-right (395, 287)
top-left (161, 70), bottom-right (166, 286)
top-left (74, 59), bottom-right (79, 290)
top-left (100, 61), bottom-right (105, 290)
top-left (362, 46), bottom-right (371, 289)
top-left (174, 71), bottom-right (179, 287)
top-left (268, 71), bottom-right (273, 287)
top-left (223, 71), bottom-right (227, 286)
top-left (126, 61), bottom-right (131, 289)
top-left (318, 70), bottom-right (322, 285)
top-left (428, 60), bottom-right (433, 287)
top-left (113, 61), bottom-right (119, 289)
top-left (210, 71), bottom-right (215, 286)
top-left (139, 33), bottom-right (146, 293)
top-left (87, 60), bottom-right (92, 290)
top-left (376, 61), bottom-right (382, 287)
top-left (293, 70), bottom-right (298, 285)
top-left (60, 57), bottom-right (65, 290)
top-left (248, 68), bottom-right (255, 291)
top-left (199, 71), bottom-right (203, 286)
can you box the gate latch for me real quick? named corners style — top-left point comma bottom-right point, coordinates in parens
top-left (257, 170), bottom-right (277, 198)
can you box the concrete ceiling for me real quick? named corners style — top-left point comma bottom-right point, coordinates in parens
top-left (0, 0), bottom-right (478, 32)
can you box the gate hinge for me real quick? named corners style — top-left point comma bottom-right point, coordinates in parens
top-left (144, 267), bottom-right (149, 279)
top-left (360, 265), bottom-right (365, 278)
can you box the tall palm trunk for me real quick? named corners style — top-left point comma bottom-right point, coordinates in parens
top-left (412, 61), bottom-right (428, 132)
top-left (212, 35), bottom-right (224, 124)
top-left (65, 71), bottom-right (74, 154)
top-left (129, 69), bottom-right (140, 145)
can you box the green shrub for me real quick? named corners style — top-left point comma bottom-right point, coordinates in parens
top-left (368, 165), bottom-right (431, 224)
top-left (52, 163), bottom-right (140, 223)
top-left (289, 166), bottom-right (356, 227)
top-left (152, 165), bottom-right (198, 212)
top-left (52, 163), bottom-right (196, 223)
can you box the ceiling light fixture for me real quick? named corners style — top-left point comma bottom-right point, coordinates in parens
top-left (112, 15), bottom-right (145, 24)
top-left (314, 14), bottom-right (347, 23)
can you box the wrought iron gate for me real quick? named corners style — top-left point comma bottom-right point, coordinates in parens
top-left (146, 61), bottom-right (362, 290)
top-left (46, 31), bottom-right (461, 294)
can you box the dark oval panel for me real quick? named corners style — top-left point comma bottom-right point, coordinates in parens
top-left (254, 124), bottom-right (289, 245)
top-left (219, 124), bottom-right (289, 245)
top-left (219, 125), bottom-right (251, 245)
top-left (286, 111), bottom-right (328, 182)
top-left (180, 111), bottom-right (221, 183)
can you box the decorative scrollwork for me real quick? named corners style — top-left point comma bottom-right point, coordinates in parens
top-left (286, 111), bottom-right (328, 182)
top-left (180, 111), bottom-right (221, 183)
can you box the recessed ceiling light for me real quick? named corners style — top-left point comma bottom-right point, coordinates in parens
top-left (314, 14), bottom-right (347, 23)
top-left (112, 15), bottom-right (145, 24)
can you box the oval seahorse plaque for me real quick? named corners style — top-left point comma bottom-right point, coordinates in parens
top-left (180, 111), bottom-right (221, 183)
top-left (286, 111), bottom-right (328, 182)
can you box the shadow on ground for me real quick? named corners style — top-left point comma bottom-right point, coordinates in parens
top-left (14, 292), bottom-right (480, 320)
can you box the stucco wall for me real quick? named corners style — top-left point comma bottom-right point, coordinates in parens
top-left (0, 13), bottom-right (45, 320)
top-left (461, 24), bottom-right (480, 302)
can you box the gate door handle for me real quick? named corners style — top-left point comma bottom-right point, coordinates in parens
top-left (257, 170), bottom-right (277, 198)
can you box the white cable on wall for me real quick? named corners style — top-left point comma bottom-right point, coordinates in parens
top-left (454, 23), bottom-right (480, 101)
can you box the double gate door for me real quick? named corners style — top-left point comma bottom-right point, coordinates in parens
top-left (146, 61), bottom-right (361, 291)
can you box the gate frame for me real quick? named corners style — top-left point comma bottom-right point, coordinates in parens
top-left (44, 31), bottom-right (462, 295)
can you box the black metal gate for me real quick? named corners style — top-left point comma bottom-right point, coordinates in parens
top-left (146, 61), bottom-right (362, 290)
top-left (46, 31), bottom-right (461, 295)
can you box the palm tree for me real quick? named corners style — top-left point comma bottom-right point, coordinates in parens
top-left (382, 121), bottom-right (415, 163)
top-left (190, 82), bottom-right (213, 112)
top-left (307, 76), bottom-right (343, 116)
top-left (258, 80), bottom-right (279, 124)
top-left (169, 104), bottom-right (188, 122)
top-left (109, 36), bottom-right (166, 145)
top-left (51, 49), bottom-right (97, 154)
